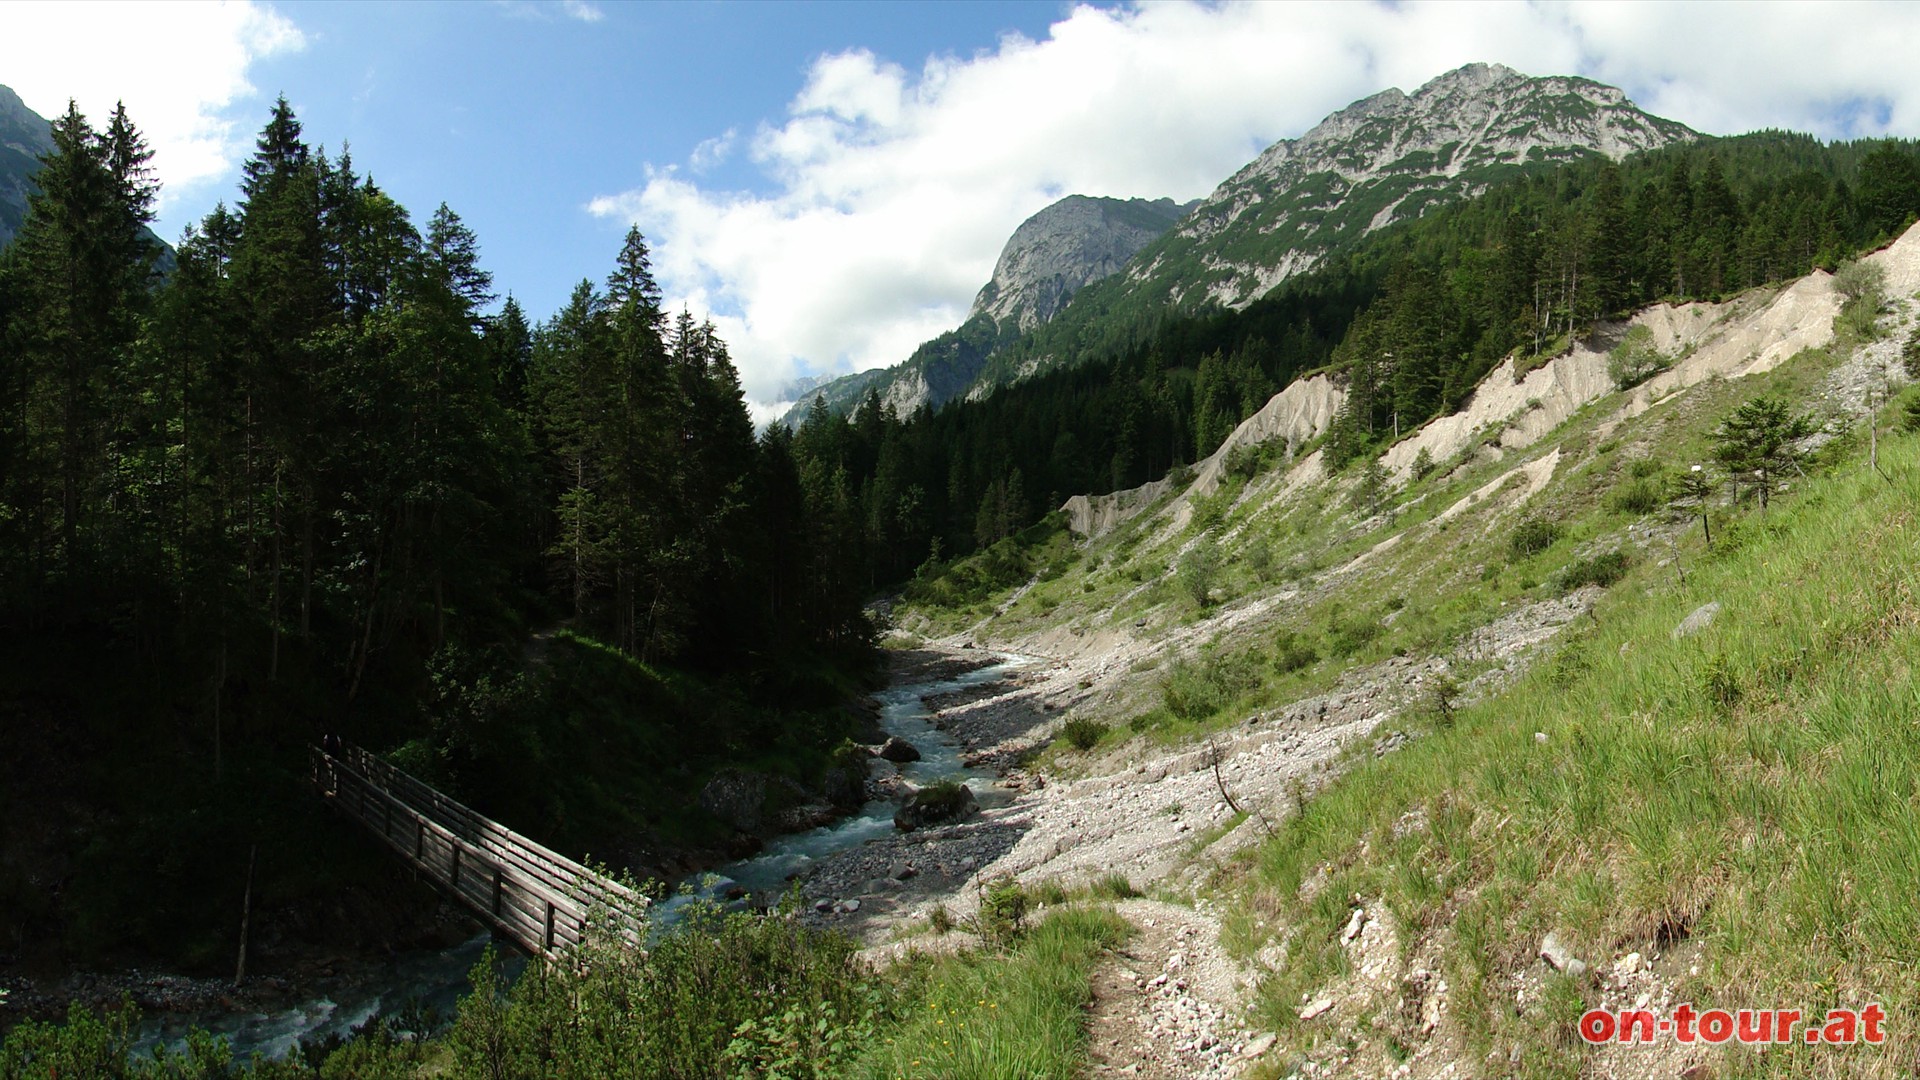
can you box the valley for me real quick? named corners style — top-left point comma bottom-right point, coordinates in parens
top-left (5, 42), bottom-right (1920, 1080)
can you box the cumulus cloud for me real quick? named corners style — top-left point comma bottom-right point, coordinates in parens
top-left (587, 0), bottom-right (1920, 405)
top-left (560, 1), bottom-right (606, 24)
top-left (0, 0), bottom-right (304, 213)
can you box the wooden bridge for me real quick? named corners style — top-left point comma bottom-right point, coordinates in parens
top-left (311, 743), bottom-right (644, 957)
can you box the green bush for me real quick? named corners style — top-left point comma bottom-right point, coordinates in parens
top-left (1060, 717), bottom-right (1107, 752)
top-left (1610, 475), bottom-right (1667, 515)
top-left (1607, 324), bottom-right (1672, 389)
top-left (1325, 610), bottom-right (1383, 658)
top-left (1179, 536), bottom-right (1222, 607)
top-left (1508, 517), bottom-right (1563, 561)
top-left (1273, 628), bottom-right (1320, 674)
top-left (1161, 650), bottom-right (1262, 722)
top-left (1554, 549), bottom-right (1631, 594)
top-left (977, 877), bottom-right (1031, 947)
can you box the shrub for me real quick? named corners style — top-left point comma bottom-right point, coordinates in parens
top-left (1411, 446), bottom-right (1437, 481)
top-left (1554, 550), bottom-right (1631, 593)
top-left (1060, 717), bottom-right (1107, 752)
top-left (1833, 259), bottom-right (1889, 344)
top-left (1325, 610), bottom-right (1383, 658)
top-left (1904, 329), bottom-right (1920, 380)
top-left (1508, 517), bottom-right (1563, 561)
top-left (1179, 536), bottom-right (1222, 608)
top-left (1607, 324), bottom-right (1671, 389)
top-left (977, 877), bottom-right (1030, 947)
top-left (1246, 539), bottom-right (1274, 581)
top-left (1161, 650), bottom-right (1262, 721)
top-left (1272, 628), bottom-right (1319, 674)
top-left (1610, 475), bottom-right (1667, 515)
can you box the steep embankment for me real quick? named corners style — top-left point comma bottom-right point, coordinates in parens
top-left (878, 221), bottom-right (1920, 1077)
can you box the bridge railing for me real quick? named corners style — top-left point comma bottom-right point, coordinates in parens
top-left (312, 744), bottom-right (644, 957)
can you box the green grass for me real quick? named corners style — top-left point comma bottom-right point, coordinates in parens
top-left (1231, 430), bottom-right (1920, 1077)
top-left (858, 905), bottom-right (1129, 1080)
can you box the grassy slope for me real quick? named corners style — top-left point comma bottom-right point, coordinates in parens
top-left (896, 261), bottom-right (1917, 1074)
top-left (1235, 420), bottom-right (1920, 1078)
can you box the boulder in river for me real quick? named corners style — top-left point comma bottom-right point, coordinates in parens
top-left (894, 781), bottom-right (977, 832)
top-left (876, 736), bottom-right (922, 763)
top-left (699, 769), bottom-right (766, 833)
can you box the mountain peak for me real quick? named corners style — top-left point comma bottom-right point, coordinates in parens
top-left (969, 194), bottom-right (1193, 332)
top-left (1162, 64), bottom-right (1694, 309)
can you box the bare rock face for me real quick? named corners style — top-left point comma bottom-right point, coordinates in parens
top-left (1140, 62), bottom-right (1697, 311)
top-left (969, 195), bottom-right (1192, 334)
top-left (0, 83), bottom-right (57, 251)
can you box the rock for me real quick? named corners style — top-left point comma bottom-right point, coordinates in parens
top-left (1614, 951), bottom-right (1644, 977)
top-left (813, 899), bottom-right (834, 913)
top-left (819, 765), bottom-right (866, 811)
top-left (699, 769), bottom-right (766, 833)
top-left (1340, 907), bottom-right (1366, 944)
top-left (1238, 1032), bottom-right (1276, 1060)
top-left (894, 783), bottom-right (978, 832)
top-left (888, 860), bottom-right (917, 880)
top-left (1539, 931), bottom-right (1588, 977)
top-left (1300, 996), bottom-right (1335, 1020)
top-left (1534, 731), bottom-right (1548, 743)
top-left (876, 736), bottom-right (922, 763)
top-left (834, 899), bottom-right (861, 914)
top-left (1672, 600), bottom-right (1722, 639)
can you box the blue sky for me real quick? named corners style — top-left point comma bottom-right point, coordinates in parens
top-left (7, 1), bottom-right (1920, 412)
top-left (228, 1), bottom-right (1078, 327)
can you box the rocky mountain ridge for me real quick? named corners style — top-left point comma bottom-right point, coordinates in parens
top-left (970, 195), bottom-right (1193, 333)
top-left (785, 63), bottom-right (1697, 428)
top-left (782, 194), bottom-right (1189, 424)
top-left (1133, 62), bottom-right (1695, 311)
top-left (0, 83), bottom-right (57, 250)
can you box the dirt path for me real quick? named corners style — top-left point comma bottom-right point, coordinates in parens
top-left (1084, 899), bottom-right (1263, 1079)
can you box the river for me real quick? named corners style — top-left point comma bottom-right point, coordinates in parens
top-left (132, 650), bottom-right (1026, 1061)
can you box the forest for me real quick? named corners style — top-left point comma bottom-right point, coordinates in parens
top-left (793, 131), bottom-right (1920, 591)
top-left (0, 99), bottom-right (878, 963)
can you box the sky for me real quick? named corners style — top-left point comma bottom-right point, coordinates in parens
top-left (5, 0), bottom-right (1920, 417)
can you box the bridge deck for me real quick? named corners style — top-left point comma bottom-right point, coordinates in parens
top-left (312, 744), bottom-right (643, 957)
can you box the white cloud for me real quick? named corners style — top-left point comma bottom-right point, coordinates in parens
top-left (0, 1), bottom-right (304, 213)
top-left (496, 1), bottom-right (604, 24)
top-left (689, 129), bottom-right (738, 174)
top-left (587, 0), bottom-right (1920, 405)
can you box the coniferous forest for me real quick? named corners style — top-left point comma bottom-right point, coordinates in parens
top-left (0, 100), bottom-right (878, 963)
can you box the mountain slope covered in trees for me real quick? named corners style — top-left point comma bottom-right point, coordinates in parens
top-left (786, 129), bottom-right (1920, 595)
top-left (0, 98), bottom-right (879, 965)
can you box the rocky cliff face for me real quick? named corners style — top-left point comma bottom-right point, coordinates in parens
top-left (1132, 63), bottom-right (1695, 310)
top-left (783, 194), bottom-right (1188, 424)
top-left (970, 196), bottom-right (1192, 334)
top-left (0, 84), bottom-right (56, 250)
